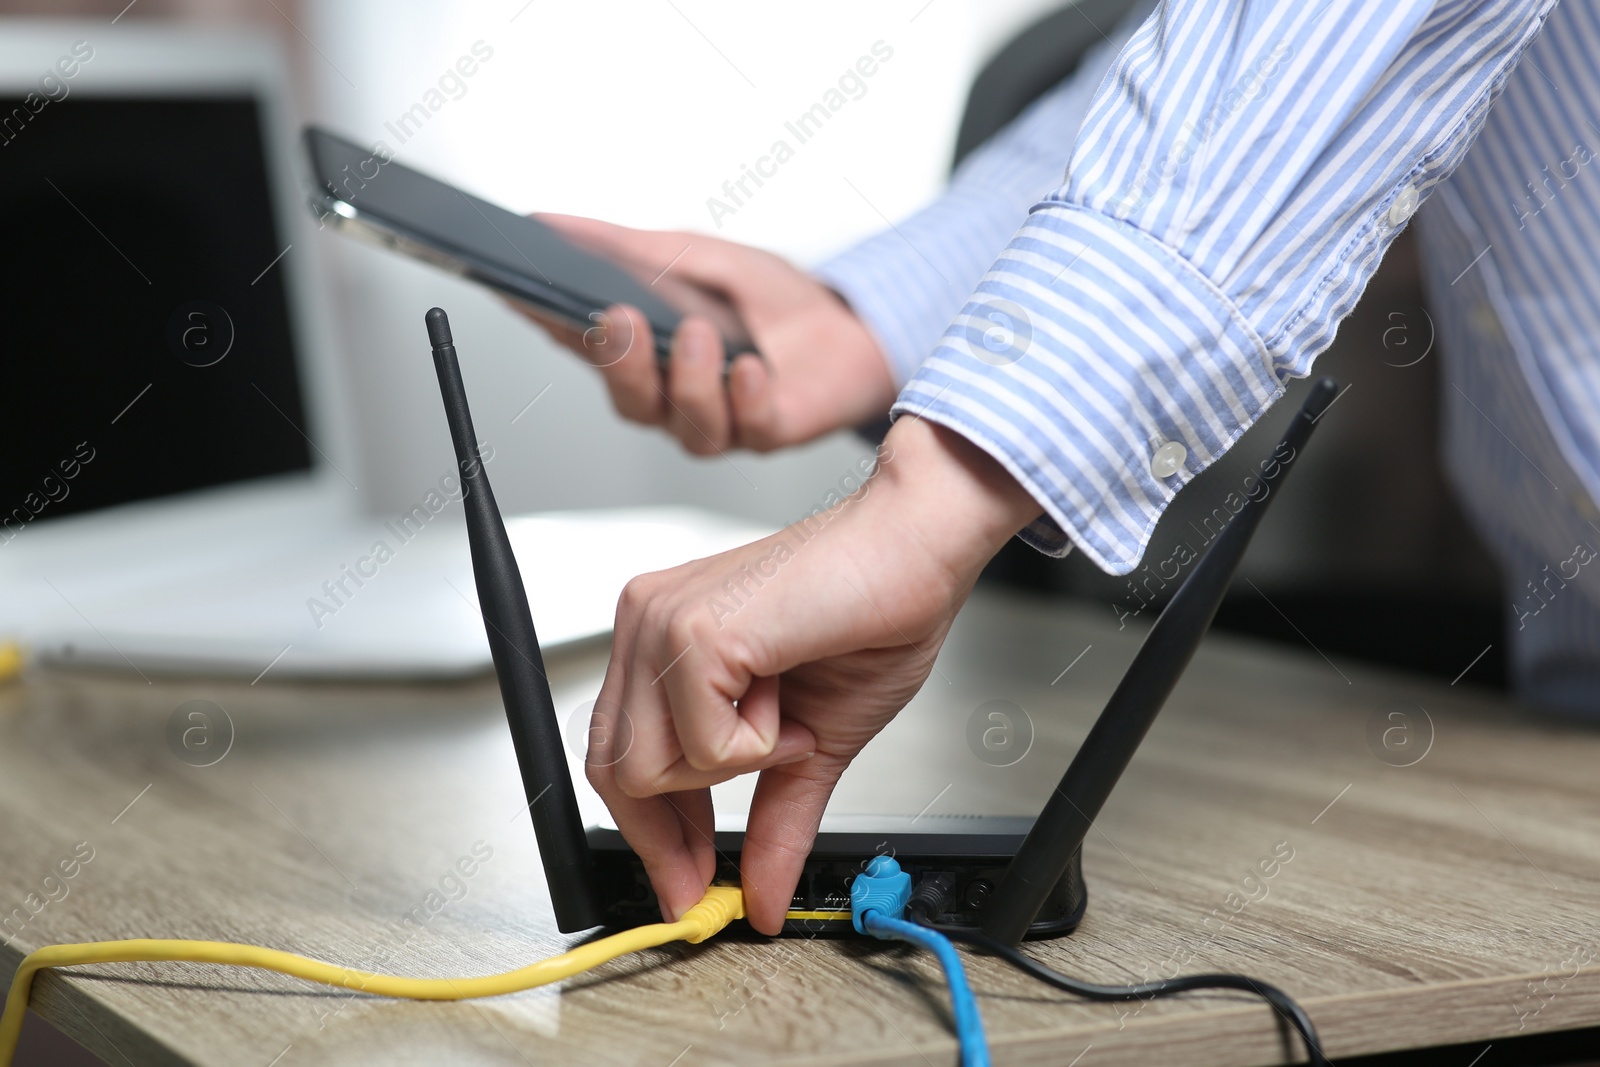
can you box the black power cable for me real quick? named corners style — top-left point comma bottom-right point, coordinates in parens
top-left (907, 880), bottom-right (1329, 1067)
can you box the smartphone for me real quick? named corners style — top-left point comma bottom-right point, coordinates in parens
top-left (302, 126), bottom-right (756, 363)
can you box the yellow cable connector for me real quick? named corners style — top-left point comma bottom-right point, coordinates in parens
top-left (0, 642), bottom-right (23, 684)
top-left (0, 886), bottom-right (743, 1065)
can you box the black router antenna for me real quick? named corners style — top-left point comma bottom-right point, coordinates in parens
top-left (426, 307), bottom-right (605, 933)
top-left (981, 377), bottom-right (1340, 946)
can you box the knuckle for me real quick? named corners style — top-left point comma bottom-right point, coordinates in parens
top-left (663, 613), bottom-right (703, 655)
top-left (617, 574), bottom-right (655, 616)
top-left (682, 743), bottom-right (737, 773)
top-left (613, 761), bottom-right (658, 799)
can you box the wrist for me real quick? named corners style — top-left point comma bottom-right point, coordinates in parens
top-left (868, 417), bottom-right (1040, 584)
top-left (820, 285), bottom-right (897, 417)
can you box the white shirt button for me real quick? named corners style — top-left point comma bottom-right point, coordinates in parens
top-left (1388, 185), bottom-right (1419, 227)
top-left (1150, 440), bottom-right (1187, 479)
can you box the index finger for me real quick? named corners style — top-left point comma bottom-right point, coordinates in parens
top-left (594, 782), bottom-right (718, 923)
top-left (585, 617), bottom-right (717, 920)
top-left (588, 304), bottom-right (667, 425)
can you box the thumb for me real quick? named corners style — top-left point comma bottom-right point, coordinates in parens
top-left (541, 213), bottom-right (784, 300)
top-left (534, 212), bottom-right (636, 252)
top-left (536, 213), bottom-right (704, 272)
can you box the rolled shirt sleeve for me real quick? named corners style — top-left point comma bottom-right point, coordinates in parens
top-left (893, 0), bottom-right (1557, 573)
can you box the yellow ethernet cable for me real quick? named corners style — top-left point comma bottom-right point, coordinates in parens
top-left (0, 886), bottom-right (743, 1065)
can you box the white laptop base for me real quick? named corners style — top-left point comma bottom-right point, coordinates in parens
top-left (21, 507), bottom-right (769, 681)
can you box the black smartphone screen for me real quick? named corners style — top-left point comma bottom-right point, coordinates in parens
top-left (303, 127), bottom-right (755, 359)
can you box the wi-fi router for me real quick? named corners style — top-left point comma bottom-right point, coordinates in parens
top-left (425, 306), bottom-right (1336, 943)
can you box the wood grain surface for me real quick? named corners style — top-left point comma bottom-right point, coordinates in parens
top-left (3, 588), bottom-right (1598, 1066)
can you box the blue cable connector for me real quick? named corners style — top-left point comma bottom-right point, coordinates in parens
top-left (849, 855), bottom-right (912, 933)
top-left (851, 857), bottom-right (990, 1067)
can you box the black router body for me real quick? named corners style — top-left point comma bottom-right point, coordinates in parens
top-left (425, 306), bottom-right (1336, 943)
top-left (588, 815), bottom-right (1085, 938)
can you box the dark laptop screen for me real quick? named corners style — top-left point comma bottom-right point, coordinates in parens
top-left (0, 96), bottom-right (313, 533)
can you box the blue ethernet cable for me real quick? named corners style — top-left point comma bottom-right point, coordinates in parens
top-left (851, 856), bottom-right (990, 1067)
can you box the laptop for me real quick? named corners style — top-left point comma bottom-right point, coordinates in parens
top-left (0, 23), bottom-right (766, 679)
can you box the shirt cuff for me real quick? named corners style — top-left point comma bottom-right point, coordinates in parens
top-left (891, 202), bottom-right (1282, 574)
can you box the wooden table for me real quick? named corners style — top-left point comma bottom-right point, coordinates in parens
top-left (3, 587), bottom-right (1599, 1066)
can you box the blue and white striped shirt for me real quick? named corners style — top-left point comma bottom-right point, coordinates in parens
top-left (817, 0), bottom-right (1600, 713)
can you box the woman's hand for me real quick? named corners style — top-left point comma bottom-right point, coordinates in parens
top-left (584, 417), bottom-right (1040, 933)
top-left (510, 214), bottom-right (896, 453)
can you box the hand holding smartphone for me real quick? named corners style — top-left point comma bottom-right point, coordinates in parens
top-left (304, 126), bottom-right (898, 455)
top-left (303, 126), bottom-right (757, 364)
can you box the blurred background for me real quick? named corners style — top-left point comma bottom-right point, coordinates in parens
top-left (1, 0), bottom-right (1506, 683)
